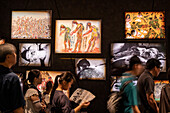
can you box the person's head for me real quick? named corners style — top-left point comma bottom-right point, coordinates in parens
top-left (72, 20), bottom-right (78, 27)
top-left (46, 81), bottom-right (53, 93)
top-left (21, 46), bottom-right (37, 62)
top-left (50, 71), bottom-right (75, 104)
top-left (131, 30), bottom-right (135, 36)
top-left (60, 24), bottom-right (66, 31)
top-left (56, 72), bottom-right (75, 90)
top-left (126, 14), bottom-right (130, 19)
top-left (86, 22), bottom-right (91, 30)
top-left (27, 69), bottom-right (42, 85)
top-left (146, 58), bottom-right (161, 77)
top-left (77, 58), bottom-right (90, 71)
top-left (0, 43), bottom-right (17, 67)
top-left (129, 55), bottom-right (144, 76)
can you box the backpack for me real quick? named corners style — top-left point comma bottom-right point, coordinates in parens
top-left (107, 80), bottom-right (132, 113)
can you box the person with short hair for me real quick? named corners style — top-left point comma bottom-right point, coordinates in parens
top-left (0, 43), bottom-right (25, 113)
top-left (120, 55), bottom-right (144, 113)
top-left (159, 67), bottom-right (170, 113)
top-left (137, 58), bottom-right (161, 113)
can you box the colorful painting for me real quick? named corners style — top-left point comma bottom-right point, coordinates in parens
top-left (55, 20), bottom-right (101, 53)
top-left (11, 10), bottom-right (51, 39)
top-left (125, 12), bottom-right (165, 39)
top-left (154, 80), bottom-right (169, 102)
top-left (111, 43), bottom-right (166, 72)
top-left (19, 43), bottom-right (51, 67)
top-left (75, 58), bottom-right (106, 80)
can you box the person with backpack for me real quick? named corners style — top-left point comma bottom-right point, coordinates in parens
top-left (120, 55), bottom-right (144, 113)
top-left (24, 69), bottom-right (46, 113)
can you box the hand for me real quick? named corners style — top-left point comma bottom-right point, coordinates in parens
top-left (41, 102), bottom-right (46, 109)
top-left (81, 102), bottom-right (90, 108)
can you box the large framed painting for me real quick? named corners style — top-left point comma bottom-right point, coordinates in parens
top-left (55, 20), bottom-right (101, 53)
top-left (19, 43), bottom-right (51, 67)
top-left (125, 11), bottom-right (165, 39)
top-left (111, 43), bottom-right (166, 72)
top-left (75, 58), bottom-right (106, 80)
top-left (11, 10), bottom-right (52, 39)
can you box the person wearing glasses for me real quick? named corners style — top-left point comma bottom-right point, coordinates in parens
top-left (137, 58), bottom-right (161, 113)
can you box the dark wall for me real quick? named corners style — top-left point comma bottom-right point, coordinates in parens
top-left (0, 0), bottom-right (170, 113)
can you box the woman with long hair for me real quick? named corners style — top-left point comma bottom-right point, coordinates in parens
top-left (50, 71), bottom-right (90, 113)
top-left (24, 69), bottom-right (46, 113)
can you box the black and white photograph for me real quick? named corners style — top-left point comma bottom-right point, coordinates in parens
top-left (111, 43), bottom-right (166, 72)
top-left (75, 58), bottom-right (106, 80)
top-left (19, 43), bottom-right (51, 66)
top-left (70, 88), bottom-right (95, 105)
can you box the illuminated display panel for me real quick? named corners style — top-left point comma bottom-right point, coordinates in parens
top-left (111, 43), bottom-right (166, 72)
top-left (11, 10), bottom-right (51, 39)
top-left (75, 58), bottom-right (106, 80)
top-left (125, 12), bottom-right (165, 39)
top-left (55, 20), bottom-right (101, 53)
top-left (19, 43), bottom-right (51, 67)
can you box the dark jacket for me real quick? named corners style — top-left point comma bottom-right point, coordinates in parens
top-left (159, 84), bottom-right (170, 113)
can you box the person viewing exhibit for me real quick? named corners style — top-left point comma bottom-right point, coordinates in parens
top-left (119, 55), bottom-right (144, 113)
top-left (0, 43), bottom-right (25, 113)
top-left (137, 58), bottom-right (161, 113)
top-left (24, 69), bottom-right (46, 113)
top-left (50, 72), bottom-right (90, 113)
